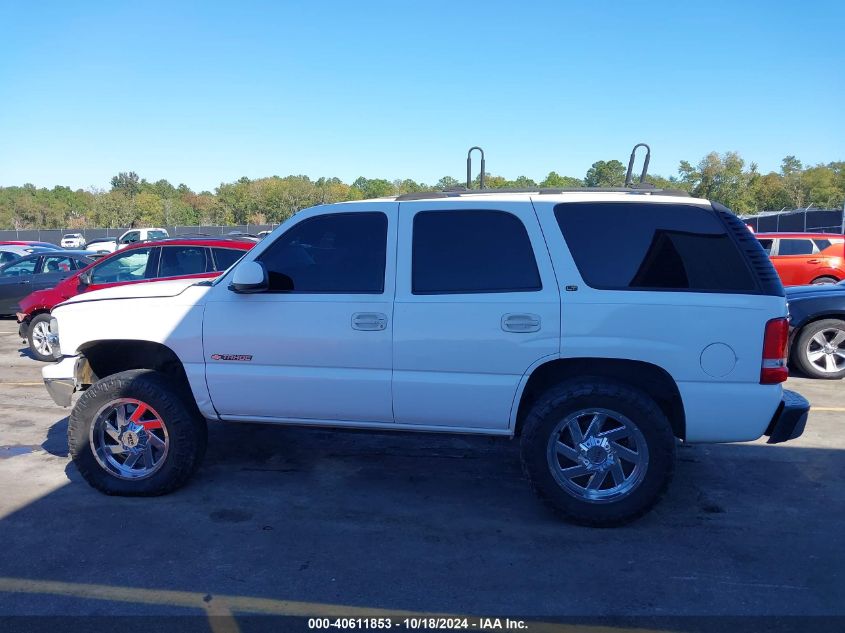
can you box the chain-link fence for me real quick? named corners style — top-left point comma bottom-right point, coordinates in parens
top-left (0, 225), bottom-right (279, 246)
top-left (742, 208), bottom-right (845, 234)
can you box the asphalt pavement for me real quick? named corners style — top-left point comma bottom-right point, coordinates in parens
top-left (0, 317), bottom-right (843, 630)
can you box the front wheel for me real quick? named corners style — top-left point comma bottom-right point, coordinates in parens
top-left (520, 379), bottom-right (675, 526)
top-left (811, 276), bottom-right (839, 285)
top-left (27, 314), bottom-right (55, 362)
top-left (68, 369), bottom-right (207, 495)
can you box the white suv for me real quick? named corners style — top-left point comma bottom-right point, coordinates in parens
top-left (42, 188), bottom-right (809, 525)
top-left (60, 233), bottom-right (86, 249)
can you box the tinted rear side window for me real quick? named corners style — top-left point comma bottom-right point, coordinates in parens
top-left (158, 246), bottom-right (210, 277)
top-left (412, 210), bottom-right (541, 294)
top-left (555, 202), bottom-right (758, 293)
top-left (777, 239), bottom-right (815, 256)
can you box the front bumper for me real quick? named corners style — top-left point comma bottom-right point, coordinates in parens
top-left (42, 356), bottom-right (79, 407)
top-left (764, 390), bottom-right (810, 444)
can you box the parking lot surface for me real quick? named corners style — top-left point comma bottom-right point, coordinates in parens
top-left (0, 318), bottom-right (843, 626)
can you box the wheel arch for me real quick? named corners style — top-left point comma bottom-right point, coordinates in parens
top-left (513, 357), bottom-right (686, 440)
top-left (790, 311), bottom-right (845, 348)
top-left (809, 274), bottom-right (842, 284)
top-left (789, 313), bottom-right (845, 360)
top-left (77, 339), bottom-right (190, 393)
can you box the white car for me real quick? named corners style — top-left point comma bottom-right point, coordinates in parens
top-left (89, 228), bottom-right (170, 253)
top-left (85, 237), bottom-right (118, 253)
top-left (60, 233), bottom-right (86, 249)
top-left (42, 182), bottom-right (809, 525)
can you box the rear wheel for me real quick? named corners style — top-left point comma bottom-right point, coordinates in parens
top-left (69, 369), bottom-right (207, 495)
top-left (793, 319), bottom-right (845, 379)
top-left (27, 314), bottom-right (55, 362)
top-left (520, 379), bottom-right (675, 526)
top-left (811, 276), bottom-right (839, 285)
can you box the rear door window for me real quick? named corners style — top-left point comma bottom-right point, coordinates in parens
top-left (777, 239), bottom-right (816, 256)
top-left (412, 210), bottom-right (541, 294)
top-left (41, 255), bottom-right (75, 274)
top-left (157, 246), bottom-right (210, 278)
top-left (757, 239), bottom-right (774, 254)
top-left (555, 202), bottom-right (758, 293)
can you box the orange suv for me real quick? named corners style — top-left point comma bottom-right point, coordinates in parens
top-left (756, 232), bottom-right (845, 286)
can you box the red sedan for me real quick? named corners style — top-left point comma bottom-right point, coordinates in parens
top-left (17, 237), bottom-right (255, 360)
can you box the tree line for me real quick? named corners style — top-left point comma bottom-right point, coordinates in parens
top-left (0, 152), bottom-right (842, 230)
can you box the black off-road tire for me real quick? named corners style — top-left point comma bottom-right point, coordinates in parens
top-left (520, 378), bottom-right (675, 527)
top-left (27, 313), bottom-right (55, 362)
top-left (68, 369), bottom-right (207, 495)
top-left (793, 318), bottom-right (845, 380)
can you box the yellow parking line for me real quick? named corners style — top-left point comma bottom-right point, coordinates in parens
top-left (0, 382), bottom-right (43, 386)
top-left (0, 576), bottom-right (660, 632)
top-left (810, 407), bottom-right (845, 412)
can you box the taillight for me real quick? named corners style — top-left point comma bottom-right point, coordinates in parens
top-left (761, 317), bottom-right (789, 384)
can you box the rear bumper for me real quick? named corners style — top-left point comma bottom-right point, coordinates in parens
top-left (764, 389), bottom-right (810, 444)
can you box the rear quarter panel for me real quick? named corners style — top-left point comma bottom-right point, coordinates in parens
top-left (533, 198), bottom-right (787, 443)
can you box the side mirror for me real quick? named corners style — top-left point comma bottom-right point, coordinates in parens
top-left (229, 261), bottom-right (268, 293)
top-left (78, 270), bottom-right (92, 288)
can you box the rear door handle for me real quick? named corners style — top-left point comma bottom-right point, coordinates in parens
top-left (807, 259), bottom-right (821, 264)
top-left (502, 313), bottom-right (541, 333)
top-left (352, 312), bottom-right (387, 331)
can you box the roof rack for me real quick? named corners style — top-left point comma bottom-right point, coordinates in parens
top-left (395, 187), bottom-right (689, 201)
top-left (395, 143), bottom-right (688, 201)
top-left (467, 146), bottom-right (485, 189)
top-left (625, 143), bottom-right (651, 187)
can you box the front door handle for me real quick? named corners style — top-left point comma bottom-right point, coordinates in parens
top-left (352, 312), bottom-right (387, 331)
top-left (502, 313), bottom-right (541, 333)
top-left (807, 259), bottom-right (821, 264)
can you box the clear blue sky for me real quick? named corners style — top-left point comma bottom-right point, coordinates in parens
top-left (1, 0), bottom-right (843, 192)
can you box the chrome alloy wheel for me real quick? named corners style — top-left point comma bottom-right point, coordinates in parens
top-left (546, 408), bottom-right (649, 503)
top-left (806, 328), bottom-right (845, 374)
top-left (31, 321), bottom-right (52, 357)
top-left (90, 398), bottom-right (169, 479)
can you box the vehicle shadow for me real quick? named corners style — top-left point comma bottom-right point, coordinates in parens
top-left (17, 345), bottom-right (36, 361)
top-left (2, 416), bottom-right (842, 619)
top-left (41, 416), bottom-right (69, 457)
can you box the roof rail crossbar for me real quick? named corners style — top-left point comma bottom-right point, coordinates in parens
top-left (625, 143), bottom-right (651, 187)
top-left (466, 146), bottom-right (485, 189)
